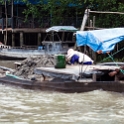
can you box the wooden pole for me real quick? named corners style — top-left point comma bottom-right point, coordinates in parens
top-left (4, 33), bottom-right (6, 43)
top-left (38, 33), bottom-right (41, 46)
top-left (2, 18), bottom-right (4, 34)
top-left (5, 0), bottom-right (8, 45)
top-left (62, 32), bottom-right (65, 42)
top-left (80, 9), bottom-right (90, 31)
top-left (93, 16), bottom-right (95, 30)
top-left (90, 10), bottom-right (124, 15)
top-left (11, 0), bottom-right (14, 30)
top-left (90, 20), bottom-right (92, 28)
top-left (93, 16), bottom-right (96, 63)
top-left (20, 32), bottom-right (23, 47)
top-left (12, 33), bottom-right (15, 47)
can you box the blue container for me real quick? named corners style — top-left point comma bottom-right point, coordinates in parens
top-left (38, 46), bottom-right (43, 50)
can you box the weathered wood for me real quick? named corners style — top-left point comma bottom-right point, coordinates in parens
top-left (0, 75), bottom-right (124, 93)
top-left (62, 32), bottom-right (65, 41)
top-left (90, 10), bottom-right (124, 15)
top-left (80, 9), bottom-right (90, 31)
top-left (5, 0), bottom-right (8, 45)
top-left (20, 32), bottom-right (23, 47)
top-left (37, 33), bottom-right (41, 46)
top-left (0, 28), bottom-right (46, 33)
top-left (11, 0), bottom-right (14, 29)
top-left (4, 33), bottom-right (7, 45)
top-left (12, 33), bottom-right (15, 47)
top-left (14, 62), bottom-right (22, 69)
top-left (93, 16), bottom-right (95, 30)
top-left (114, 75), bottom-right (119, 81)
top-left (92, 73), bottom-right (96, 81)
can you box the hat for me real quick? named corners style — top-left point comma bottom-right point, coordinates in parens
top-left (66, 49), bottom-right (75, 60)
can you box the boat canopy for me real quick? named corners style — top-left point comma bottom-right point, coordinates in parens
top-left (76, 28), bottom-right (124, 53)
top-left (46, 26), bottom-right (78, 32)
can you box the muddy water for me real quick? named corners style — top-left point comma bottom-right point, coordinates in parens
top-left (0, 60), bottom-right (124, 123)
top-left (0, 60), bottom-right (22, 69)
top-left (0, 85), bottom-right (124, 124)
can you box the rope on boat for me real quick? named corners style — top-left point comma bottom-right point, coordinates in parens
top-left (107, 53), bottom-right (119, 67)
top-left (108, 53), bottom-right (124, 74)
top-left (99, 43), bottom-right (124, 74)
top-left (101, 46), bottom-right (124, 62)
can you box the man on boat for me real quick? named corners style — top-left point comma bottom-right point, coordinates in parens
top-left (66, 48), bottom-right (94, 65)
top-left (109, 66), bottom-right (124, 80)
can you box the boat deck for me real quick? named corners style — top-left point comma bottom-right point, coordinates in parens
top-left (0, 64), bottom-right (122, 93)
top-left (35, 64), bottom-right (120, 80)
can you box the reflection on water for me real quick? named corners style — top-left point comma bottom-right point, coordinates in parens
top-left (0, 84), bottom-right (124, 124)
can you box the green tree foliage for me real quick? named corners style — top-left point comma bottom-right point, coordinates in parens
top-left (2, 0), bottom-right (124, 28)
top-left (84, 0), bottom-right (124, 28)
top-left (19, 0), bottom-right (124, 28)
top-left (84, 0), bottom-right (124, 62)
top-left (20, 0), bottom-right (84, 26)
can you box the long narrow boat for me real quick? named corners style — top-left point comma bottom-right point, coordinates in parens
top-left (0, 63), bottom-right (123, 93)
top-left (0, 28), bottom-right (124, 93)
top-left (0, 26), bottom-right (77, 60)
top-left (0, 73), bottom-right (124, 93)
top-left (0, 64), bottom-right (123, 93)
top-left (31, 27), bottom-right (124, 93)
top-left (0, 47), bottom-right (67, 60)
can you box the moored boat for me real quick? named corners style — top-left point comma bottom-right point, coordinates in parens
top-left (0, 27), bottom-right (124, 93)
top-left (0, 61), bottom-right (123, 93)
top-left (0, 26), bottom-right (77, 60)
top-left (0, 70), bottom-right (124, 93)
top-left (33, 27), bottom-right (124, 93)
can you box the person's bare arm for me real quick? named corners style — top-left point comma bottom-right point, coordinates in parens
top-left (109, 68), bottom-right (120, 77)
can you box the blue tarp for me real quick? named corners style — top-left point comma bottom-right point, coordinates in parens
top-left (14, 0), bottom-right (40, 5)
top-left (76, 28), bottom-right (124, 53)
top-left (14, 0), bottom-right (80, 6)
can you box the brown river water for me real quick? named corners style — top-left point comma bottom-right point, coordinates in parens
top-left (0, 61), bottom-right (124, 124)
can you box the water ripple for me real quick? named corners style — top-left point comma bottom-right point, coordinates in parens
top-left (0, 84), bottom-right (124, 123)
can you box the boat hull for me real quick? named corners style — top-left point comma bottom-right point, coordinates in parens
top-left (0, 76), bottom-right (124, 93)
top-left (0, 48), bottom-right (67, 60)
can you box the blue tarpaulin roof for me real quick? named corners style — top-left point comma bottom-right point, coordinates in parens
top-left (14, 0), bottom-right (79, 6)
top-left (14, 0), bottom-right (40, 5)
top-left (76, 28), bottom-right (124, 53)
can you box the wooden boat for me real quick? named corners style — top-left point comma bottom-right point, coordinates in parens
top-left (0, 65), bottom-right (124, 93)
top-left (0, 26), bottom-right (77, 60)
top-left (22, 27), bottom-right (124, 93)
top-left (0, 46), bottom-right (68, 60)
top-left (0, 61), bottom-right (123, 93)
top-left (0, 28), bottom-right (124, 93)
